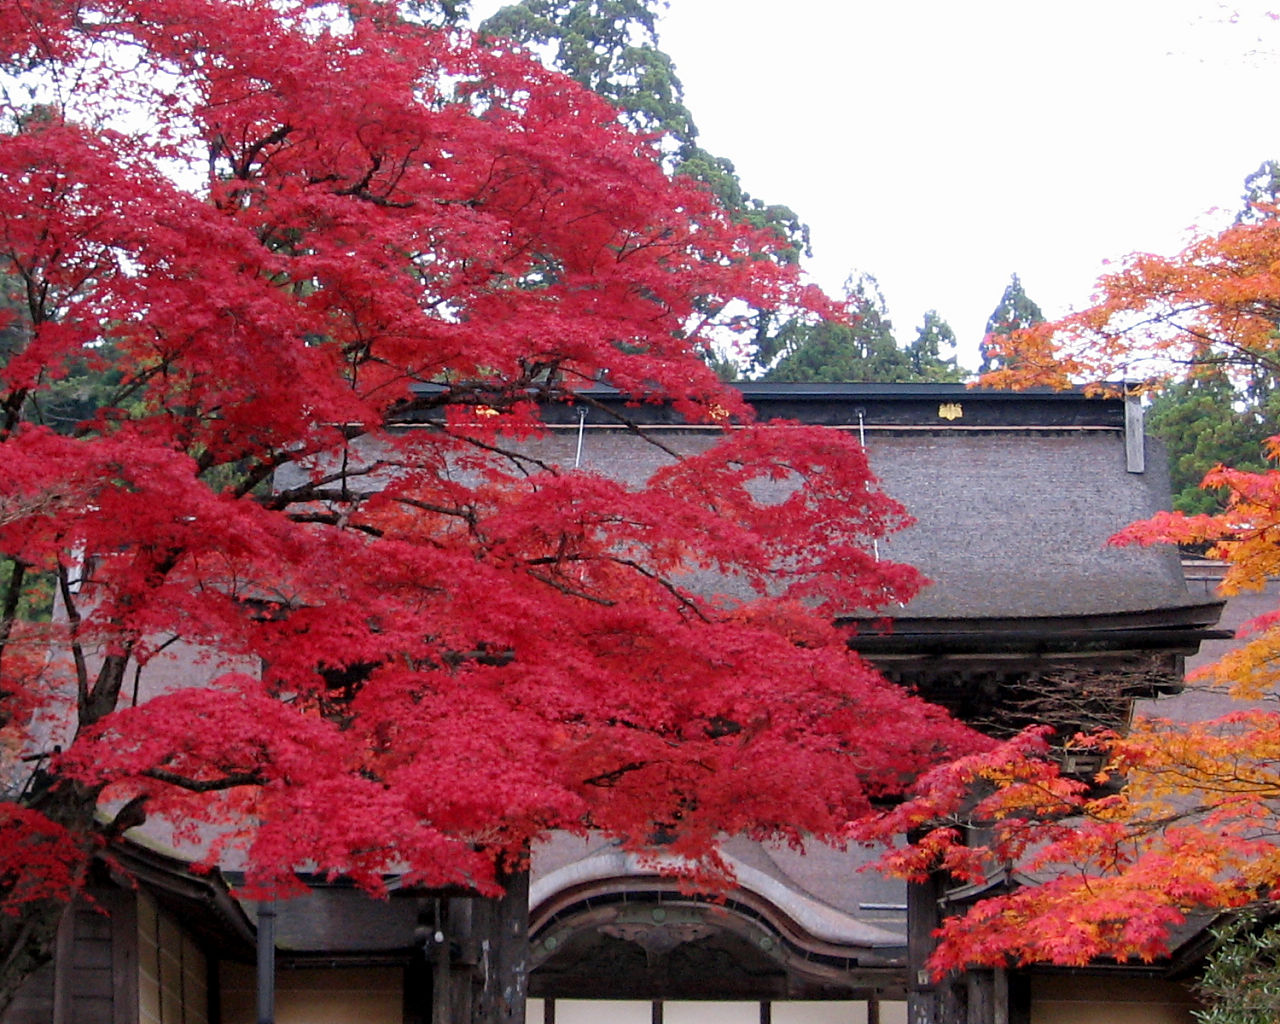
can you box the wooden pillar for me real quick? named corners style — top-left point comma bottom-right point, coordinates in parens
top-left (907, 870), bottom-right (966, 1024)
top-left (255, 902), bottom-right (276, 1024)
top-left (431, 866), bottom-right (530, 1024)
top-left (471, 866), bottom-right (530, 1024)
top-left (966, 969), bottom-right (1008, 1024)
top-left (432, 897), bottom-right (475, 1024)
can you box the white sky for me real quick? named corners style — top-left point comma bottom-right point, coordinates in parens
top-left (469, 1), bottom-right (1280, 368)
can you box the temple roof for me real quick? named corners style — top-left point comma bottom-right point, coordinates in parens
top-left (532, 383), bottom-right (1221, 627)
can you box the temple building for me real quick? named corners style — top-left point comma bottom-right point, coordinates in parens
top-left (2, 384), bottom-right (1226, 1024)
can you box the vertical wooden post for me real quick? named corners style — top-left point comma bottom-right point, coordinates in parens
top-left (907, 871), bottom-right (939, 1024)
top-left (432, 897), bottom-right (475, 1024)
top-left (255, 902), bottom-right (275, 1024)
top-left (470, 866), bottom-right (530, 1024)
top-left (966, 969), bottom-right (1008, 1024)
top-left (907, 870), bottom-right (967, 1024)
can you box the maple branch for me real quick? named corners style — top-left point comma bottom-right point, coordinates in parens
top-left (582, 761), bottom-right (650, 787)
top-left (393, 496), bottom-right (477, 523)
top-left (97, 363), bottom-right (169, 421)
top-left (83, 655), bottom-right (130, 729)
top-left (332, 154), bottom-right (414, 209)
top-left (606, 557), bottom-right (711, 623)
top-left (142, 767), bottom-right (267, 793)
top-left (101, 794), bottom-right (149, 839)
top-left (286, 511), bottom-right (382, 536)
top-left (1178, 320), bottom-right (1280, 376)
top-left (575, 392), bottom-right (684, 460)
top-left (230, 440), bottom-right (355, 501)
top-left (440, 428), bottom-right (558, 477)
top-left (265, 465), bottom-right (387, 510)
top-left (55, 564), bottom-right (91, 716)
top-left (525, 569), bottom-right (616, 606)
top-left (229, 124), bottom-right (293, 180)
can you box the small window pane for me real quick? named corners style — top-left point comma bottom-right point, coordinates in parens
top-left (554, 999), bottom-right (652, 1024)
top-left (663, 1001), bottom-right (758, 1024)
top-left (880, 1001), bottom-right (909, 1024)
top-left (773, 1001), bottom-right (867, 1024)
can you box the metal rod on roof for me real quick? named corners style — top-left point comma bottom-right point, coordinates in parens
top-left (857, 409), bottom-right (880, 561)
top-left (574, 406), bottom-right (587, 468)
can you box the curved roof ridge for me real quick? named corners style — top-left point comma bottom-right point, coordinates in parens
top-left (529, 846), bottom-right (904, 948)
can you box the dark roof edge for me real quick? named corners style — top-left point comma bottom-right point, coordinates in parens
top-left (401, 382), bottom-right (1126, 429)
top-left (110, 840), bottom-right (258, 953)
top-left (838, 602), bottom-right (1227, 635)
top-left (728, 382), bottom-right (1088, 401)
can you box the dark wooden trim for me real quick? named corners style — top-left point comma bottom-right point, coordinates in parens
top-left (207, 944), bottom-right (223, 1024)
top-left (107, 889), bottom-right (139, 1024)
top-left (403, 382), bottom-right (1130, 431)
top-left (49, 903), bottom-right (73, 1024)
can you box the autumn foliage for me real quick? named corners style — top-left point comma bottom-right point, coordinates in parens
top-left (0, 0), bottom-right (986, 1006)
top-left (867, 199), bottom-right (1280, 976)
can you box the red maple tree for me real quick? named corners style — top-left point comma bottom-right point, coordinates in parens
top-left (0, 0), bottom-right (983, 1013)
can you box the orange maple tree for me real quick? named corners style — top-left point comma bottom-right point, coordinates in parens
top-left (0, 0), bottom-right (985, 1014)
top-left (864, 203), bottom-right (1280, 975)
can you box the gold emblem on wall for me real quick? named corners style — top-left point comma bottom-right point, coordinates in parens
top-left (938, 402), bottom-right (963, 421)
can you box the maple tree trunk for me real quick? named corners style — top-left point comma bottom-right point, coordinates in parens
top-left (0, 782), bottom-right (99, 1016)
top-left (0, 897), bottom-right (66, 1015)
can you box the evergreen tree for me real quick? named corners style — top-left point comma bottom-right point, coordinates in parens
top-left (1147, 370), bottom-right (1280, 516)
top-left (762, 278), bottom-right (965, 383)
top-left (909, 309), bottom-right (965, 382)
top-left (479, 1), bottom-right (696, 150)
top-left (981, 272), bottom-right (1044, 373)
top-left (1239, 159), bottom-right (1280, 223)
top-left (478, 3), bottom-right (975, 383)
top-left (1194, 913), bottom-right (1280, 1024)
top-left (479, 0), bottom-right (809, 268)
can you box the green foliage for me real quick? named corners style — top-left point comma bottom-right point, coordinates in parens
top-left (0, 272), bottom-right (25, 368)
top-left (1148, 372), bottom-right (1280, 515)
top-left (1195, 913), bottom-right (1280, 1024)
top-left (479, 3), bottom-right (984, 378)
top-left (760, 276), bottom-right (963, 383)
top-left (911, 310), bottom-right (964, 381)
top-left (1239, 159), bottom-right (1280, 224)
top-left (0, 275), bottom-right (124, 434)
top-left (980, 272), bottom-right (1044, 373)
top-left (480, 1), bottom-right (694, 148)
top-left (0, 559), bottom-right (52, 622)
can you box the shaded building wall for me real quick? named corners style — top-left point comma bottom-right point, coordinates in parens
top-left (1, 887), bottom-right (215, 1024)
top-left (2, 890), bottom-right (136, 1024)
top-left (218, 963), bottom-right (402, 1024)
top-left (137, 891), bottom-right (208, 1024)
top-left (1029, 975), bottom-right (1197, 1024)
